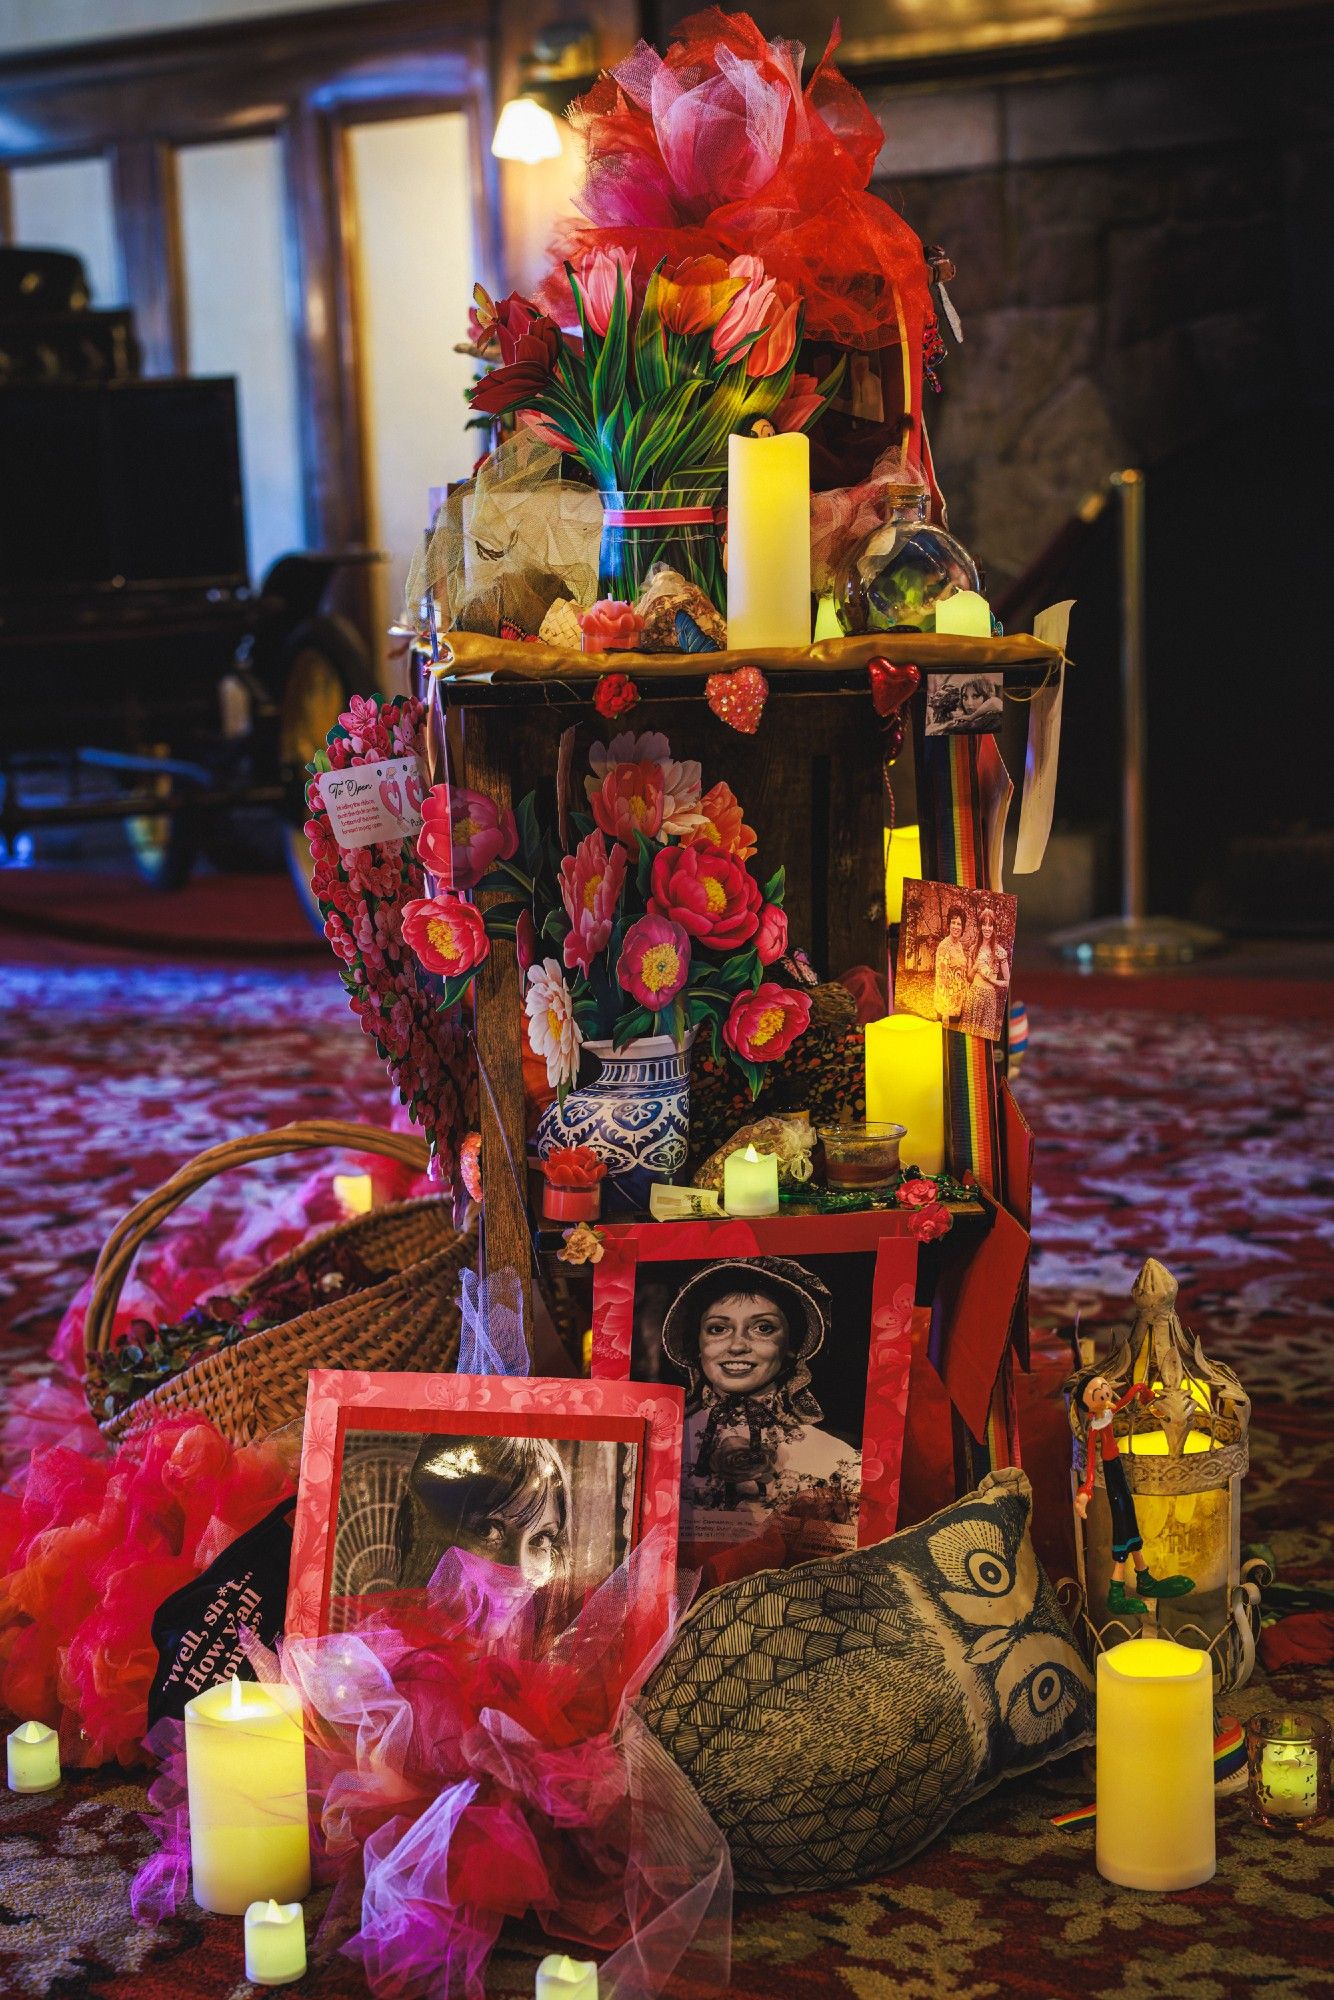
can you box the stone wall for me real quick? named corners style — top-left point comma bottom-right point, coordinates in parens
top-left (862, 26), bottom-right (1333, 925)
top-left (867, 35), bottom-right (1334, 595)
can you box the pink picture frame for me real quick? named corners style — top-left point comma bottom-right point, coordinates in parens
top-left (287, 1371), bottom-right (684, 1650)
top-left (591, 1211), bottom-right (919, 1558)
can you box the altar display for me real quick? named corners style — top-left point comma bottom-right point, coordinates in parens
top-left (0, 9), bottom-right (1307, 2000)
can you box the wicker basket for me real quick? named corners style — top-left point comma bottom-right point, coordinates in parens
top-left (84, 1120), bottom-right (476, 1445)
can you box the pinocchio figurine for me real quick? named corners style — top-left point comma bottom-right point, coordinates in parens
top-left (1072, 1373), bottom-right (1195, 1617)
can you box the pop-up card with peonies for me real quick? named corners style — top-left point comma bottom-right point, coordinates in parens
top-left (400, 729), bottom-right (811, 1204)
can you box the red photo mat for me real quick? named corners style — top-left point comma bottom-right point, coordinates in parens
top-left (287, 1372), bottom-right (684, 1646)
top-left (591, 1211), bottom-right (919, 1546)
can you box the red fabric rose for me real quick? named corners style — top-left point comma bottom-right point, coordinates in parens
top-left (722, 982), bottom-right (812, 1063)
top-left (594, 673), bottom-right (641, 718)
top-left (401, 896), bottom-right (490, 979)
top-left (906, 1201), bottom-right (951, 1242)
top-left (649, 843), bottom-right (761, 950)
top-left (581, 601), bottom-right (645, 655)
top-left (755, 901), bottom-right (788, 966)
top-left (896, 1175), bottom-right (940, 1209)
top-left (838, 963), bottom-right (887, 1027)
top-left (543, 1146), bottom-right (608, 1188)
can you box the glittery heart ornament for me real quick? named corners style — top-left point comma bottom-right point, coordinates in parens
top-left (867, 658), bottom-right (921, 718)
top-left (705, 665), bottom-right (768, 734)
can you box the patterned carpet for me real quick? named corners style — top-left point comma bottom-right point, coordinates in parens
top-left (0, 944), bottom-right (1331, 1999)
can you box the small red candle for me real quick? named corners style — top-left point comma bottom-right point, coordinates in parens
top-left (541, 1146), bottom-right (607, 1222)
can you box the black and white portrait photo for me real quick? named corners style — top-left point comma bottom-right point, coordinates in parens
top-left (617, 1250), bottom-right (875, 1559)
top-left (924, 671), bottom-right (1004, 736)
top-left (328, 1426), bottom-right (638, 1645)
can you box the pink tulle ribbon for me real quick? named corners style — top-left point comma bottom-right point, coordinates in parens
top-left (132, 1534), bottom-right (731, 2000)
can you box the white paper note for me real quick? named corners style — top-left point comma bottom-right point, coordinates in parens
top-left (1014, 600), bottom-right (1074, 875)
top-left (316, 756), bottom-right (425, 852)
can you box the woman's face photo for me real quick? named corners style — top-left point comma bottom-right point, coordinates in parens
top-left (456, 1482), bottom-right (563, 1589)
top-left (697, 1290), bottom-right (791, 1396)
top-left (948, 912), bottom-right (964, 938)
top-left (981, 911), bottom-right (995, 935)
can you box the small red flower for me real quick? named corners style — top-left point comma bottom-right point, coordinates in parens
top-left (755, 901), bottom-right (788, 966)
top-left (594, 672), bottom-right (641, 718)
top-left (906, 1200), bottom-right (951, 1243)
top-left (542, 1146), bottom-right (608, 1188)
top-left (896, 1174), bottom-right (940, 1209)
top-left (581, 600), bottom-right (645, 655)
top-left (401, 895), bottom-right (490, 979)
top-left (722, 982), bottom-right (812, 1064)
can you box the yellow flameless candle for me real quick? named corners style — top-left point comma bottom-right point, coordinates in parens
top-left (933, 589), bottom-right (992, 636)
top-left (185, 1676), bottom-right (311, 1916)
top-left (244, 1898), bottom-right (307, 1986)
top-left (333, 1171), bottom-right (374, 1217)
top-left (726, 431), bottom-right (811, 649)
top-left (7, 1720), bottom-right (60, 1792)
top-left (723, 1143), bottom-right (780, 1217)
top-left (1096, 1638), bottom-right (1214, 1890)
top-left (865, 1016), bottom-right (945, 1176)
top-left (536, 1955), bottom-right (599, 2000)
top-left (883, 825), bottom-right (922, 926)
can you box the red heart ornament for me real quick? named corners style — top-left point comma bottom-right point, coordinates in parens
top-left (705, 665), bottom-right (768, 735)
top-left (867, 658), bottom-right (921, 718)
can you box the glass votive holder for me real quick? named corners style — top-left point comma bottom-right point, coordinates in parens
top-left (1246, 1710), bottom-right (1330, 1832)
top-left (818, 1122), bottom-right (906, 1191)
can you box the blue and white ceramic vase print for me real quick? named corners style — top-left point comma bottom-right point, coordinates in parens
top-left (537, 1031), bottom-right (695, 1212)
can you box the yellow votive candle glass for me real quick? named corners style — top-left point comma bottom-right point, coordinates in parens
top-left (7, 1720), bottom-right (60, 1792)
top-left (723, 1143), bottom-right (780, 1217)
top-left (865, 1016), bottom-right (945, 1176)
top-left (933, 589), bottom-right (992, 636)
top-left (185, 1677), bottom-right (311, 1915)
top-left (244, 1898), bottom-right (307, 1986)
top-left (536, 1955), bottom-right (599, 1999)
top-left (1096, 1637), bottom-right (1214, 1890)
top-left (726, 431), bottom-right (811, 650)
top-left (333, 1171), bottom-right (374, 1217)
top-left (883, 825), bottom-right (922, 926)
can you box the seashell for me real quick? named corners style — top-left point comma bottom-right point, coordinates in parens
top-left (634, 567), bottom-right (726, 653)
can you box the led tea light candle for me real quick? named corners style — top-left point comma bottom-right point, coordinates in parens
top-left (726, 431), bottom-right (811, 650)
top-left (536, 1956), bottom-right (599, 2000)
top-left (883, 824), bottom-right (922, 927)
top-left (185, 1676), bottom-right (311, 1915)
top-left (813, 591), bottom-right (843, 641)
top-left (933, 589), bottom-right (992, 636)
top-left (1247, 1711), bottom-right (1330, 1832)
top-left (1096, 1637), bottom-right (1214, 1890)
top-left (244, 1899), bottom-right (307, 1986)
top-left (7, 1720), bottom-right (60, 1793)
top-left (864, 1016), bottom-right (945, 1176)
top-left (722, 1143), bottom-right (780, 1217)
top-left (333, 1171), bottom-right (374, 1217)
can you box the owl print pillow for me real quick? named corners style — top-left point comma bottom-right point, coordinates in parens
top-left (638, 1466), bottom-right (1092, 1892)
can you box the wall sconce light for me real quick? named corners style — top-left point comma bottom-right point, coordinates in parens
top-left (492, 20), bottom-right (598, 166)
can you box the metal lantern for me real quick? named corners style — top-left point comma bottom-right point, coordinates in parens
top-left (1068, 1257), bottom-right (1261, 1689)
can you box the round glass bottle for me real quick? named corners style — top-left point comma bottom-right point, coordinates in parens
top-left (842, 484), bottom-right (981, 633)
